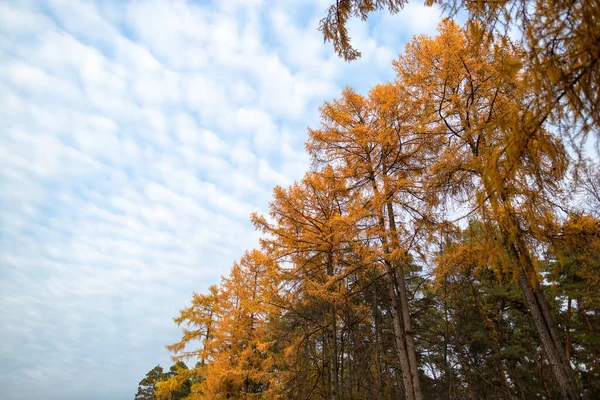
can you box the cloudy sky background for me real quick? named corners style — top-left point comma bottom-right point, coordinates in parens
top-left (0, 0), bottom-right (444, 398)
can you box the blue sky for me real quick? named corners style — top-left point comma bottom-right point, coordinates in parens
top-left (0, 1), bottom-right (443, 398)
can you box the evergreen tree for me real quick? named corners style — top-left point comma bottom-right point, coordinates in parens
top-left (135, 365), bottom-right (165, 400)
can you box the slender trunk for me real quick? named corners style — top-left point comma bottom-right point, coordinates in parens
top-left (511, 223), bottom-right (579, 398)
top-left (444, 275), bottom-right (450, 400)
top-left (384, 267), bottom-right (416, 400)
top-left (368, 169), bottom-right (417, 400)
top-left (566, 295), bottom-right (572, 363)
top-left (328, 309), bottom-right (338, 400)
top-left (326, 252), bottom-right (339, 400)
top-left (386, 201), bottom-right (423, 400)
top-left (486, 190), bottom-right (580, 399)
top-left (323, 332), bottom-right (331, 400)
top-left (514, 250), bottom-right (579, 399)
top-left (374, 287), bottom-right (385, 398)
top-left (340, 323), bottom-right (345, 399)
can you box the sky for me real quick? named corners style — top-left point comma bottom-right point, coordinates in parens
top-left (0, 1), bottom-right (444, 398)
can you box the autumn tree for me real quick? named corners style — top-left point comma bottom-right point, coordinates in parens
top-left (201, 250), bottom-right (286, 399)
top-left (320, 0), bottom-right (600, 152)
top-left (253, 168), bottom-right (368, 400)
top-left (389, 20), bottom-right (579, 397)
top-left (162, 251), bottom-right (286, 399)
top-left (154, 362), bottom-right (193, 400)
top-left (304, 77), bottom-right (439, 399)
top-left (154, 284), bottom-right (221, 399)
top-left (443, 0), bottom-right (600, 147)
top-left (167, 285), bottom-right (220, 365)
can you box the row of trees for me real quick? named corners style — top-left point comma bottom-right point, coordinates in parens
top-left (136, 1), bottom-right (600, 397)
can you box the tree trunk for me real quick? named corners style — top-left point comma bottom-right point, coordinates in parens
top-left (512, 243), bottom-right (579, 399)
top-left (486, 191), bottom-right (580, 399)
top-left (367, 169), bottom-right (419, 400)
top-left (328, 312), bottom-right (338, 400)
top-left (323, 333), bottom-right (331, 400)
top-left (374, 286), bottom-right (385, 398)
top-left (387, 201), bottom-right (423, 400)
top-left (566, 295), bottom-right (572, 363)
top-left (384, 265), bottom-right (416, 400)
top-left (325, 251), bottom-right (339, 400)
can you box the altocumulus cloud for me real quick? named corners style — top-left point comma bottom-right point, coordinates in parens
top-left (0, 0), bottom-right (442, 399)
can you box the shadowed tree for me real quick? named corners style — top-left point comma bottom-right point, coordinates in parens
top-left (135, 365), bottom-right (165, 400)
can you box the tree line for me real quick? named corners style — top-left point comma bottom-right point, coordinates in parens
top-left (135, 1), bottom-right (600, 398)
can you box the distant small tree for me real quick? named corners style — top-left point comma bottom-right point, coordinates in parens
top-left (135, 365), bottom-right (165, 400)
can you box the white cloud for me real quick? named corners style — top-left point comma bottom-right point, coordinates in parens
top-left (4, 61), bottom-right (82, 104)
